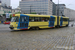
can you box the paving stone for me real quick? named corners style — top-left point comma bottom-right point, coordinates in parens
top-left (0, 22), bottom-right (75, 50)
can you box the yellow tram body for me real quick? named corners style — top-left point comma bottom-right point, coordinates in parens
top-left (9, 14), bottom-right (69, 30)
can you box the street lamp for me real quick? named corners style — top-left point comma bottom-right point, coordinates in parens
top-left (57, 0), bottom-right (59, 27)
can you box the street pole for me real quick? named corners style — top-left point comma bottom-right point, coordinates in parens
top-left (57, 0), bottom-right (59, 27)
top-left (30, 5), bottom-right (31, 14)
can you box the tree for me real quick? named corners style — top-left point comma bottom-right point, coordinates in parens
top-left (15, 12), bottom-right (21, 14)
top-left (31, 12), bottom-right (36, 14)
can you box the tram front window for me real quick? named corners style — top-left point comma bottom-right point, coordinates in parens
top-left (11, 17), bottom-right (19, 22)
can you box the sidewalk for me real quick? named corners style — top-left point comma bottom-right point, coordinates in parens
top-left (73, 34), bottom-right (75, 50)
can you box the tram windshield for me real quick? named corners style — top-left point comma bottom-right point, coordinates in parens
top-left (11, 17), bottom-right (19, 22)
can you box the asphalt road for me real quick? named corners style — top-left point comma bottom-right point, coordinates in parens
top-left (0, 22), bottom-right (75, 50)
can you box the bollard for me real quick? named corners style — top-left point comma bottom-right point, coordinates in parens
top-left (71, 24), bottom-right (73, 27)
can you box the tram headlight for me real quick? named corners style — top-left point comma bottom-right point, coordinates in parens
top-left (10, 25), bottom-right (13, 27)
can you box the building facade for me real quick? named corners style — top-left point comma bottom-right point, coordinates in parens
top-left (56, 4), bottom-right (65, 16)
top-left (21, 0), bottom-right (51, 1)
top-left (19, 0), bottom-right (54, 15)
top-left (0, 6), bottom-right (21, 22)
top-left (0, 0), bottom-right (10, 7)
top-left (52, 3), bottom-right (56, 15)
top-left (55, 4), bottom-right (75, 20)
top-left (64, 8), bottom-right (75, 20)
top-left (0, 6), bottom-right (21, 14)
top-left (19, 0), bottom-right (75, 21)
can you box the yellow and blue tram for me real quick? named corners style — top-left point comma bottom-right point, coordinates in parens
top-left (9, 14), bottom-right (69, 30)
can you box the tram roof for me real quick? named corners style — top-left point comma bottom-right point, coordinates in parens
top-left (13, 14), bottom-right (69, 18)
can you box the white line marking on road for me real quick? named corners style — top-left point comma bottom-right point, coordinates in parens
top-left (54, 46), bottom-right (74, 49)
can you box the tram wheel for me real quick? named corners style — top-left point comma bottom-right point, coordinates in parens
top-left (35, 27), bottom-right (39, 30)
top-left (66, 25), bottom-right (68, 27)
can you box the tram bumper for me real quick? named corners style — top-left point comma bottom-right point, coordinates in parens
top-left (9, 27), bottom-right (14, 29)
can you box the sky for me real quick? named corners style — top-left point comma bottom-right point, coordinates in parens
top-left (53, 0), bottom-right (75, 10)
top-left (11, 0), bottom-right (21, 8)
top-left (11, 0), bottom-right (75, 10)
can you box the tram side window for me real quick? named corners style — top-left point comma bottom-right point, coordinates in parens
top-left (29, 17), bottom-right (49, 22)
top-left (29, 17), bottom-right (39, 22)
top-left (20, 17), bottom-right (24, 22)
top-left (34, 17), bottom-right (39, 21)
top-left (29, 17), bottom-right (34, 22)
top-left (45, 17), bottom-right (49, 21)
top-left (63, 18), bottom-right (68, 21)
top-left (24, 17), bottom-right (28, 22)
top-left (42, 17), bottom-right (49, 22)
top-left (11, 17), bottom-right (19, 22)
top-left (15, 17), bottom-right (19, 22)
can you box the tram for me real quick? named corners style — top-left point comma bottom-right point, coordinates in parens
top-left (9, 14), bottom-right (69, 30)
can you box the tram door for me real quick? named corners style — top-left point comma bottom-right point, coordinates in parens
top-left (20, 15), bottom-right (29, 29)
top-left (49, 16), bottom-right (55, 27)
top-left (60, 17), bottom-right (63, 26)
